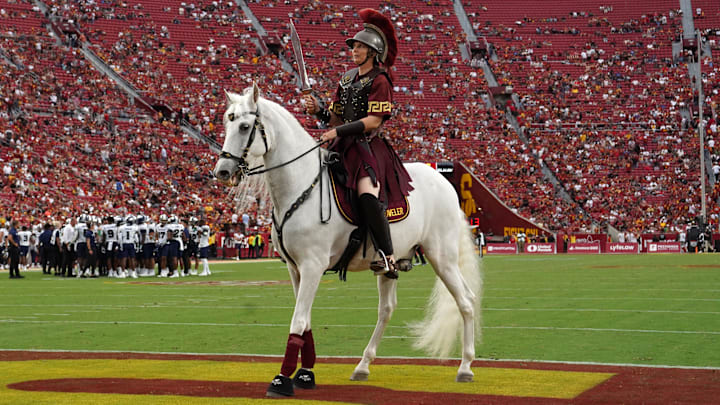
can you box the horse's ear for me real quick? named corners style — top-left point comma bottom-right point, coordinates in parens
top-left (252, 82), bottom-right (260, 104)
top-left (225, 90), bottom-right (242, 105)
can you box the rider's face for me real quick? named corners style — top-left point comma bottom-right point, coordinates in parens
top-left (351, 42), bottom-right (372, 65)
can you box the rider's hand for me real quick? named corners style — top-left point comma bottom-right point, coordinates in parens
top-left (320, 129), bottom-right (337, 143)
top-left (302, 94), bottom-right (318, 115)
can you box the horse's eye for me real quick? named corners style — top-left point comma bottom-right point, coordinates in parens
top-left (240, 123), bottom-right (251, 131)
top-left (228, 113), bottom-right (235, 121)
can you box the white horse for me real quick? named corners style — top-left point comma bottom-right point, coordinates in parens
top-left (213, 84), bottom-right (482, 396)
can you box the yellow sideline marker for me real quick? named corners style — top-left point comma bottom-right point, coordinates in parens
top-left (0, 359), bottom-right (613, 404)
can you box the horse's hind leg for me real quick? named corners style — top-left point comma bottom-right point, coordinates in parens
top-left (422, 244), bottom-right (477, 382)
top-left (350, 274), bottom-right (398, 381)
top-left (438, 265), bottom-right (476, 381)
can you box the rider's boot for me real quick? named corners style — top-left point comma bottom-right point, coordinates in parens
top-left (359, 193), bottom-right (398, 279)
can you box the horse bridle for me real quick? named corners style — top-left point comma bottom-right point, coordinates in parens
top-left (217, 104), bottom-right (334, 269)
top-left (219, 106), bottom-right (329, 177)
top-left (219, 107), bottom-right (269, 178)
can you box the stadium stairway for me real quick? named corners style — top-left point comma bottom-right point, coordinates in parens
top-left (679, 0), bottom-right (716, 190)
top-left (452, 0), bottom-right (596, 227)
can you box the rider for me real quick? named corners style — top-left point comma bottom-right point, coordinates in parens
top-left (303, 9), bottom-right (413, 279)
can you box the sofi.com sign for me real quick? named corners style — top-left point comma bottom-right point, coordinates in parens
top-left (524, 243), bottom-right (556, 254)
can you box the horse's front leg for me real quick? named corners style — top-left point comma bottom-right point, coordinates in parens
top-left (350, 274), bottom-right (398, 381)
top-left (266, 265), bottom-right (322, 397)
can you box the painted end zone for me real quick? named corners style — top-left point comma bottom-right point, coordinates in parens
top-left (1, 351), bottom-right (718, 404)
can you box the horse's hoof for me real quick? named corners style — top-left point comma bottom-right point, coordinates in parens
top-left (293, 368), bottom-right (316, 389)
top-left (350, 370), bottom-right (369, 381)
top-left (266, 374), bottom-right (294, 397)
top-left (455, 372), bottom-right (474, 382)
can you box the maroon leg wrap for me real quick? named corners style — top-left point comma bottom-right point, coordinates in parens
top-left (280, 333), bottom-right (304, 377)
top-left (300, 330), bottom-right (316, 369)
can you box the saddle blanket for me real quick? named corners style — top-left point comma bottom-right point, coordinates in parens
top-left (330, 170), bottom-right (409, 225)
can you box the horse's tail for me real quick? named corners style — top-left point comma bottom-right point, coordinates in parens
top-left (410, 208), bottom-right (483, 358)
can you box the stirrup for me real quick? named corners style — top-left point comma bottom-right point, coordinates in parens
top-left (370, 251), bottom-right (398, 279)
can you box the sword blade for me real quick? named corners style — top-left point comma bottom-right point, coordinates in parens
top-left (289, 20), bottom-right (311, 93)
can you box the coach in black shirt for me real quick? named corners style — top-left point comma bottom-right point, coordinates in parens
top-left (7, 220), bottom-right (23, 279)
top-left (39, 223), bottom-right (53, 274)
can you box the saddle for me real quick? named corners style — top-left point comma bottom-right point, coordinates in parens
top-left (325, 155), bottom-right (410, 281)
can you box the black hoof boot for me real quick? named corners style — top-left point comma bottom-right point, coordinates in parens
top-left (266, 374), bottom-right (294, 397)
top-left (293, 368), bottom-right (316, 389)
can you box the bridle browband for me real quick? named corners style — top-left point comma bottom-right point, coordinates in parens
top-left (218, 105), bottom-right (328, 177)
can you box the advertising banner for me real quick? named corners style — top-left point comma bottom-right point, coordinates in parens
top-left (646, 242), bottom-right (682, 253)
top-left (605, 243), bottom-right (640, 254)
top-left (485, 243), bottom-right (517, 255)
top-left (571, 233), bottom-right (607, 252)
top-left (641, 233), bottom-right (679, 252)
top-left (567, 242), bottom-right (601, 254)
top-left (524, 243), bottom-right (556, 254)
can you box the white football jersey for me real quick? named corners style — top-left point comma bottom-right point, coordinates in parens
top-left (136, 223), bottom-right (148, 244)
top-left (18, 231), bottom-right (31, 247)
top-left (145, 223), bottom-right (156, 244)
top-left (189, 226), bottom-right (199, 244)
top-left (118, 224), bottom-right (138, 245)
top-left (167, 223), bottom-right (185, 251)
top-left (156, 223), bottom-right (169, 246)
top-left (74, 223), bottom-right (87, 246)
top-left (199, 225), bottom-right (210, 248)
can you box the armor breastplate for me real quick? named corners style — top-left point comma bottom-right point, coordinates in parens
top-left (334, 68), bottom-right (385, 123)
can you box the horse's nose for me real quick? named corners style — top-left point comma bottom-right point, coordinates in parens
top-left (214, 159), bottom-right (234, 181)
top-left (215, 169), bottom-right (231, 181)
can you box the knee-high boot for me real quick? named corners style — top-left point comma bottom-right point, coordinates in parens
top-left (358, 193), bottom-right (396, 277)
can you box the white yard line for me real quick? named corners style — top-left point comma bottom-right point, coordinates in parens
top-left (11, 293), bottom-right (720, 301)
top-left (2, 303), bottom-right (720, 315)
top-left (1, 319), bottom-right (719, 336)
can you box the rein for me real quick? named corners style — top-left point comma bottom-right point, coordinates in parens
top-left (219, 105), bottom-right (329, 177)
top-left (218, 105), bottom-right (334, 267)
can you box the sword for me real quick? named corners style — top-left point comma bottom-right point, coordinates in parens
top-left (289, 20), bottom-right (312, 94)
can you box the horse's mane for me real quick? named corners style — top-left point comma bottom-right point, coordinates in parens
top-left (258, 95), bottom-right (318, 148)
top-left (228, 87), bottom-right (317, 148)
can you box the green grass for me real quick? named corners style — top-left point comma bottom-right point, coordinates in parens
top-left (1, 254), bottom-right (719, 368)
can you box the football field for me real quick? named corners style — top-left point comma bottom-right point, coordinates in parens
top-left (1, 254), bottom-right (719, 403)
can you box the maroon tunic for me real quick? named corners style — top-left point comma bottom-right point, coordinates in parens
top-left (330, 69), bottom-right (413, 206)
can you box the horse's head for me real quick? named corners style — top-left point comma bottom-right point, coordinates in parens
top-left (213, 82), bottom-right (272, 186)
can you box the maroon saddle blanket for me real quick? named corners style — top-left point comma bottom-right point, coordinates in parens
top-left (329, 170), bottom-right (409, 225)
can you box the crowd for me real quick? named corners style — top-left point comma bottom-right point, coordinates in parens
top-left (466, 1), bottom-right (720, 233)
top-left (1, 0), bottom-right (719, 239)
